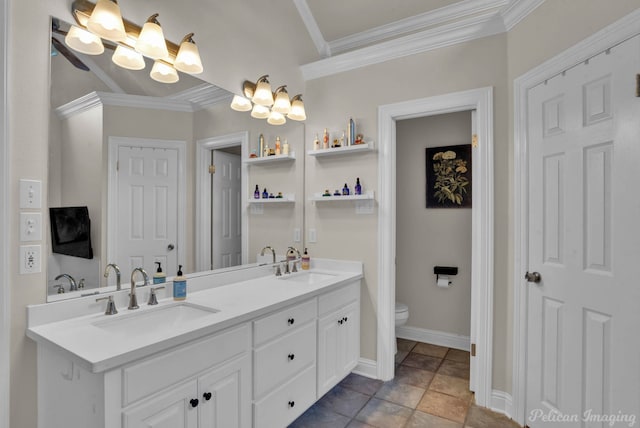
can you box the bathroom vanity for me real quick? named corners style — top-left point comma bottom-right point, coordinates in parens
top-left (27, 259), bottom-right (362, 428)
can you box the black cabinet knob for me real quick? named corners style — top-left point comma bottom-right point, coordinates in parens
top-left (338, 319), bottom-right (343, 325)
top-left (190, 398), bottom-right (199, 408)
top-left (203, 392), bottom-right (212, 401)
top-left (288, 401), bottom-right (295, 408)
top-left (344, 316), bottom-right (348, 322)
top-left (288, 353), bottom-right (295, 361)
top-left (288, 318), bottom-right (295, 325)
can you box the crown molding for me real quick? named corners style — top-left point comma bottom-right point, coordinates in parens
top-left (54, 91), bottom-right (195, 119)
top-left (501, 0), bottom-right (545, 30)
top-left (168, 83), bottom-right (232, 110)
top-left (329, 0), bottom-right (509, 55)
top-left (293, 0), bottom-right (331, 57)
top-left (301, 11), bottom-right (505, 81)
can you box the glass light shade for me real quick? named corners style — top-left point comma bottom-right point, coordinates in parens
top-left (112, 45), bottom-right (145, 70)
top-left (230, 95), bottom-right (252, 112)
top-left (267, 110), bottom-right (286, 125)
top-left (150, 61), bottom-right (179, 83)
top-left (287, 98), bottom-right (307, 121)
top-left (272, 91), bottom-right (291, 114)
top-left (86, 0), bottom-right (126, 42)
top-left (252, 80), bottom-right (274, 106)
top-left (174, 40), bottom-right (203, 74)
top-left (136, 21), bottom-right (169, 59)
top-left (250, 104), bottom-right (270, 119)
top-left (65, 26), bottom-right (104, 55)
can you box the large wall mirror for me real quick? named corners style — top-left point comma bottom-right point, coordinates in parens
top-left (48, 17), bottom-right (305, 300)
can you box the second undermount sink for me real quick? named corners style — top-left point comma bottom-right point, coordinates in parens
top-left (92, 302), bottom-right (219, 335)
top-left (280, 271), bottom-right (337, 285)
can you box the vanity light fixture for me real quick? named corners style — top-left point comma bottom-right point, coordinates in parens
top-left (230, 75), bottom-right (307, 125)
top-left (69, 0), bottom-right (204, 83)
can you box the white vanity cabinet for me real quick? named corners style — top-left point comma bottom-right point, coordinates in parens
top-left (317, 282), bottom-right (361, 397)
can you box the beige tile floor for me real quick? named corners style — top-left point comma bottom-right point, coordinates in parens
top-left (289, 339), bottom-right (521, 428)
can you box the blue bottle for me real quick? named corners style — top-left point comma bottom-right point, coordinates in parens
top-left (262, 188), bottom-right (268, 199)
top-left (173, 265), bottom-right (187, 301)
top-left (254, 185), bottom-right (260, 199)
top-left (342, 183), bottom-right (350, 195)
top-left (355, 177), bottom-right (362, 195)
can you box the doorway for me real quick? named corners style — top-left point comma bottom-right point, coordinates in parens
top-left (195, 132), bottom-right (249, 272)
top-left (378, 87), bottom-right (494, 407)
top-left (395, 112), bottom-right (473, 357)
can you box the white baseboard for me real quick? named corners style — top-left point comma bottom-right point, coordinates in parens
top-left (491, 390), bottom-right (514, 420)
top-left (396, 326), bottom-right (470, 351)
top-left (353, 358), bottom-right (378, 379)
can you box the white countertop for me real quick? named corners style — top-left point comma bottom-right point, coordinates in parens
top-left (26, 260), bottom-right (363, 374)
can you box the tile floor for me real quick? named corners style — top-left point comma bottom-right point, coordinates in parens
top-left (289, 339), bottom-right (521, 428)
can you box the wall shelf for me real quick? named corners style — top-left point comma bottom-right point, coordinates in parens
top-left (243, 152), bottom-right (295, 164)
top-left (248, 194), bottom-right (295, 204)
top-left (307, 142), bottom-right (374, 157)
top-left (310, 191), bottom-right (375, 214)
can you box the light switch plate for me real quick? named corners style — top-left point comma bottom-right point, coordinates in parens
top-left (20, 212), bottom-right (42, 242)
top-left (308, 228), bottom-right (317, 243)
top-left (293, 228), bottom-right (301, 243)
top-left (19, 179), bottom-right (42, 209)
top-left (20, 245), bottom-right (41, 274)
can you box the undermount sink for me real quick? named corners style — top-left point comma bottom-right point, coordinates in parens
top-left (280, 271), bottom-right (337, 284)
top-left (92, 302), bottom-right (219, 335)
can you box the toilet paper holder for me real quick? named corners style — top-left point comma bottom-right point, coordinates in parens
top-left (434, 266), bottom-right (458, 285)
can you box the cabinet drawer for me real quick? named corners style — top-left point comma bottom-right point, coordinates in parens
top-left (318, 281), bottom-right (360, 316)
top-left (254, 321), bottom-right (316, 398)
top-left (253, 364), bottom-right (316, 428)
top-left (122, 323), bottom-right (250, 406)
top-left (253, 298), bottom-right (317, 346)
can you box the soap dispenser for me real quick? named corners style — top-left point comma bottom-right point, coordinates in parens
top-left (153, 262), bottom-right (166, 284)
top-left (301, 248), bottom-right (310, 270)
top-left (173, 265), bottom-right (187, 301)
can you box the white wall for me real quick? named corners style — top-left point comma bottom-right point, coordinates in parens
top-left (396, 111), bottom-right (472, 337)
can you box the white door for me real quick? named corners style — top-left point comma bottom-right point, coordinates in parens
top-left (116, 145), bottom-right (179, 275)
top-left (526, 36), bottom-right (640, 426)
top-left (123, 380), bottom-right (198, 428)
top-left (211, 150), bottom-right (241, 269)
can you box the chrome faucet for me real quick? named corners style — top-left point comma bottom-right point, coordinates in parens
top-left (104, 263), bottom-right (121, 290)
top-left (260, 246), bottom-right (276, 264)
top-left (129, 268), bottom-right (149, 310)
top-left (55, 274), bottom-right (77, 292)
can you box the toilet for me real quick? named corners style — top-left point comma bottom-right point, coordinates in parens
top-left (394, 302), bottom-right (409, 354)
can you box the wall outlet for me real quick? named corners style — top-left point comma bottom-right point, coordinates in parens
top-left (20, 212), bottom-right (42, 242)
top-left (20, 245), bottom-right (41, 274)
top-left (19, 179), bottom-right (42, 209)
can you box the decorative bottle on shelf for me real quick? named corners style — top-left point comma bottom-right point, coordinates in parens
top-left (355, 177), bottom-right (362, 195)
top-left (323, 128), bottom-right (329, 149)
top-left (254, 185), bottom-right (260, 199)
top-left (262, 188), bottom-right (268, 199)
top-left (263, 141), bottom-right (270, 157)
top-left (259, 133), bottom-right (265, 158)
top-left (283, 139), bottom-right (290, 155)
top-left (314, 134), bottom-right (320, 150)
top-left (275, 136), bottom-right (281, 155)
top-left (342, 183), bottom-right (350, 195)
top-left (349, 118), bottom-right (356, 146)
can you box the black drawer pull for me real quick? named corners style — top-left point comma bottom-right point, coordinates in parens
top-left (288, 400), bottom-right (295, 408)
top-left (288, 353), bottom-right (295, 361)
top-left (203, 392), bottom-right (212, 401)
top-left (338, 319), bottom-right (343, 325)
top-left (190, 398), bottom-right (199, 408)
top-left (343, 316), bottom-right (348, 322)
top-left (288, 318), bottom-right (295, 325)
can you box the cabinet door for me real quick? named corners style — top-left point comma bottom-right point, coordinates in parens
top-left (123, 380), bottom-right (198, 428)
top-left (338, 301), bottom-right (360, 375)
top-left (198, 354), bottom-right (251, 428)
top-left (317, 311), bottom-right (341, 397)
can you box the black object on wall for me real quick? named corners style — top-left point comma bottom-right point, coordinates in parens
top-left (49, 206), bottom-right (93, 259)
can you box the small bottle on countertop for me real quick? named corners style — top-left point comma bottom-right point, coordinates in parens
top-left (262, 188), bottom-right (269, 199)
top-left (275, 136), bottom-right (281, 155)
top-left (314, 134), bottom-right (320, 150)
top-left (342, 183), bottom-right (350, 196)
top-left (301, 248), bottom-right (310, 270)
top-left (283, 139), bottom-right (290, 155)
top-left (173, 265), bottom-right (187, 301)
top-left (153, 262), bottom-right (166, 284)
top-left (254, 185), bottom-right (260, 199)
top-left (355, 177), bottom-right (362, 195)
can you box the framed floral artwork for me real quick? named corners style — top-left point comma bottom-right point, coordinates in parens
top-left (425, 144), bottom-right (472, 208)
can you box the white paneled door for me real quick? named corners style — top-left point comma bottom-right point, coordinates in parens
top-left (211, 150), bottom-right (241, 269)
top-left (116, 145), bottom-right (179, 276)
top-left (526, 36), bottom-right (640, 426)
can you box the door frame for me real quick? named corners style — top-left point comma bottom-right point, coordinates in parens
top-left (511, 9), bottom-right (640, 425)
top-left (195, 132), bottom-right (249, 272)
top-left (106, 137), bottom-right (187, 270)
top-left (0, 0), bottom-right (9, 426)
top-left (377, 87), bottom-right (494, 406)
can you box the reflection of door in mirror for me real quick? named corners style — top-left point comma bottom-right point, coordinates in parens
top-left (211, 148), bottom-right (242, 269)
top-left (108, 138), bottom-right (185, 276)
